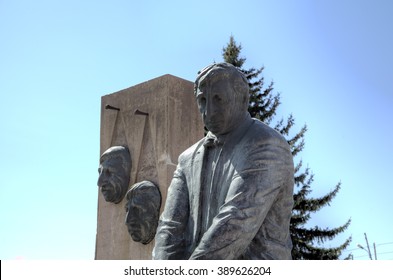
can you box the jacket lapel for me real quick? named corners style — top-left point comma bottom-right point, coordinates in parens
top-left (189, 140), bottom-right (205, 250)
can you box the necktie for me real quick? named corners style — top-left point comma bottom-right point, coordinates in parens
top-left (203, 134), bottom-right (223, 147)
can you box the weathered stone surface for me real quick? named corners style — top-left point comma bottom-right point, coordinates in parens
top-left (153, 63), bottom-right (295, 260)
top-left (95, 74), bottom-right (204, 259)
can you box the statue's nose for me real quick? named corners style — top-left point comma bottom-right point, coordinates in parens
top-left (97, 170), bottom-right (106, 187)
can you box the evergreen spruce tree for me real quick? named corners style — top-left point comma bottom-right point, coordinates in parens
top-left (222, 35), bottom-right (352, 259)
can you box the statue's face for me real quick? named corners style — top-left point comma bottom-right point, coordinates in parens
top-left (196, 78), bottom-right (244, 135)
top-left (125, 198), bottom-right (152, 244)
top-left (97, 157), bottom-right (128, 204)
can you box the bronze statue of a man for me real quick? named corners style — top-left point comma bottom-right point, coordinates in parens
top-left (153, 63), bottom-right (294, 260)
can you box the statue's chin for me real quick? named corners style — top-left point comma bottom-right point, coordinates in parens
top-left (103, 193), bottom-right (113, 202)
top-left (131, 232), bottom-right (141, 242)
top-left (104, 185), bottom-right (124, 203)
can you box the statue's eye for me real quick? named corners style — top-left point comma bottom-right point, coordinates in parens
top-left (107, 167), bottom-right (115, 176)
top-left (214, 95), bottom-right (222, 102)
top-left (197, 95), bottom-right (206, 113)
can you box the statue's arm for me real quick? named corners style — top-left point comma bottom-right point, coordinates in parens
top-left (152, 167), bottom-right (189, 260)
top-left (189, 140), bottom-right (293, 259)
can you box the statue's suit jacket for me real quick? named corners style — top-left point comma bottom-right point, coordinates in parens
top-left (153, 116), bottom-right (294, 259)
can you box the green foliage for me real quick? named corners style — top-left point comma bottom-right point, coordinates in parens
top-left (222, 35), bottom-right (352, 260)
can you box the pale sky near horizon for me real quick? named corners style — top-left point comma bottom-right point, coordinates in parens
top-left (1, 0), bottom-right (392, 260)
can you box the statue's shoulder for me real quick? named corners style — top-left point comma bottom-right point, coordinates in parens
top-left (249, 119), bottom-right (288, 145)
top-left (177, 137), bottom-right (205, 163)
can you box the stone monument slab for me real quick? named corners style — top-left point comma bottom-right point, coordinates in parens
top-left (95, 74), bottom-right (204, 259)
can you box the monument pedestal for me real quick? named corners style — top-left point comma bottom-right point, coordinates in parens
top-left (95, 74), bottom-right (203, 259)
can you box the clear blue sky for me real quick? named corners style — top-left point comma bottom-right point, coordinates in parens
top-left (1, 0), bottom-right (392, 260)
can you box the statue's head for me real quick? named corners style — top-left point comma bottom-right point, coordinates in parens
top-left (97, 146), bottom-right (131, 204)
top-left (194, 62), bottom-right (249, 135)
top-left (125, 181), bottom-right (161, 245)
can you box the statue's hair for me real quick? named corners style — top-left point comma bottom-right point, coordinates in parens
top-left (100, 146), bottom-right (131, 173)
top-left (194, 62), bottom-right (249, 111)
top-left (127, 180), bottom-right (161, 211)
